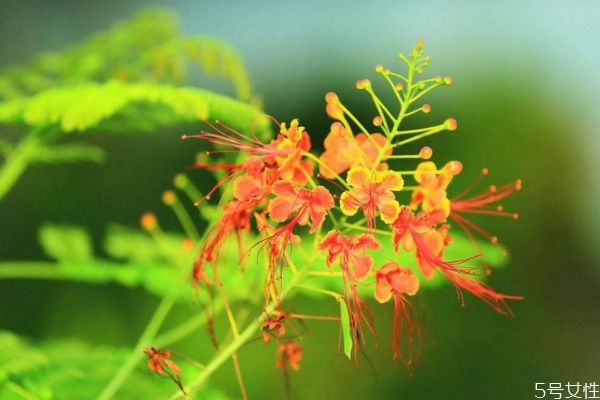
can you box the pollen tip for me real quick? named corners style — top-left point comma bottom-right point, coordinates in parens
top-left (373, 116), bottom-right (383, 126)
top-left (513, 213), bottom-right (519, 220)
top-left (443, 76), bottom-right (453, 85)
top-left (140, 212), bottom-right (157, 231)
top-left (181, 134), bottom-right (188, 140)
top-left (355, 79), bottom-right (371, 90)
top-left (434, 75), bottom-right (443, 83)
top-left (496, 205), bottom-right (504, 212)
top-left (489, 184), bottom-right (497, 192)
top-left (395, 82), bottom-right (404, 91)
top-left (205, 194), bottom-right (211, 200)
top-left (422, 104), bottom-right (431, 113)
top-left (375, 63), bottom-right (384, 73)
top-left (490, 236), bottom-right (498, 244)
top-left (481, 167), bottom-right (489, 175)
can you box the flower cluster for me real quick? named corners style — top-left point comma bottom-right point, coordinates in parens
top-left (183, 40), bottom-right (522, 371)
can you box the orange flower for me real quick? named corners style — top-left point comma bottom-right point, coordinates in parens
top-left (340, 166), bottom-right (404, 226)
top-left (276, 341), bottom-right (303, 371)
top-left (411, 161), bottom-right (462, 217)
top-left (392, 206), bottom-right (464, 279)
top-left (375, 262), bottom-right (420, 366)
top-left (319, 230), bottom-right (380, 280)
top-left (261, 313), bottom-right (287, 343)
top-left (267, 181), bottom-right (334, 233)
top-left (391, 206), bottom-right (521, 314)
top-left (319, 122), bottom-right (390, 179)
top-left (270, 119), bottom-right (314, 185)
top-left (144, 347), bottom-right (181, 377)
top-left (375, 262), bottom-right (420, 303)
top-left (320, 230), bottom-right (380, 356)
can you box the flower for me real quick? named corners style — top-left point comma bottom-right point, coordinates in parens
top-left (270, 119), bottom-right (314, 185)
top-left (375, 262), bottom-right (420, 303)
top-left (320, 230), bottom-right (380, 356)
top-left (392, 206), bottom-right (457, 279)
top-left (391, 206), bottom-right (521, 314)
top-left (144, 347), bottom-right (181, 377)
top-left (267, 181), bottom-right (334, 233)
top-left (276, 341), bottom-right (303, 371)
top-left (375, 262), bottom-right (421, 367)
top-left (340, 166), bottom-right (404, 226)
top-left (319, 230), bottom-right (380, 280)
top-left (261, 312), bottom-right (287, 343)
top-left (411, 160), bottom-right (462, 217)
top-left (319, 122), bottom-right (390, 179)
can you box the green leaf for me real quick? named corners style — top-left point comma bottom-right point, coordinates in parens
top-left (0, 81), bottom-right (270, 138)
top-left (38, 224), bottom-right (93, 262)
top-left (104, 223), bottom-right (185, 264)
top-left (338, 298), bottom-right (353, 360)
top-left (0, 331), bottom-right (48, 376)
top-left (31, 143), bottom-right (105, 163)
top-left (0, 9), bottom-right (256, 107)
top-left (0, 330), bottom-right (222, 399)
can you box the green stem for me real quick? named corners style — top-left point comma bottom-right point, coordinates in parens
top-left (0, 262), bottom-right (64, 280)
top-left (168, 271), bottom-right (306, 400)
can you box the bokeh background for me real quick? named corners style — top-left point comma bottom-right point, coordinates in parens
top-left (1, 1), bottom-right (599, 399)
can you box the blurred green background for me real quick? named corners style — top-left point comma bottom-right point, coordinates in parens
top-left (1, 1), bottom-right (599, 399)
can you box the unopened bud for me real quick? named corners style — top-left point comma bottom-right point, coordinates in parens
top-left (141, 212), bottom-right (157, 231)
top-left (355, 79), bottom-right (371, 90)
top-left (445, 118), bottom-right (457, 131)
top-left (174, 173), bottom-right (187, 189)
top-left (443, 76), bottom-right (453, 85)
top-left (182, 238), bottom-right (194, 252)
top-left (419, 146), bottom-right (433, 160)
top-left (422, 104), bottom-right (431, 113)
top-left (444, 161), bottom-right (463, 175)
top-left (325, 92), bottom-right (339, 104)
top-left (372, 116), bottom-right (383, 127)
top-left (162, 190), bottom-right (176, 205)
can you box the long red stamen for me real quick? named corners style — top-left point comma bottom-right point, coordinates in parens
top-left (441, 270), bottom-right (523, 315)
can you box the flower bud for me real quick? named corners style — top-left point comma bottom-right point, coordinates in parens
top-left (445, 118), bottom-right (457, 131)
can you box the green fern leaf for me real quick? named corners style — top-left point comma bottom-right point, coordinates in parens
top-left (31, 143), bottom-right (105, 163)
top-left (0, 82), bottom-right (269, 137)
top-left (0, 331), bottom-right (233, 399)
top-left (38, 225), bottom-right (93, 262)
